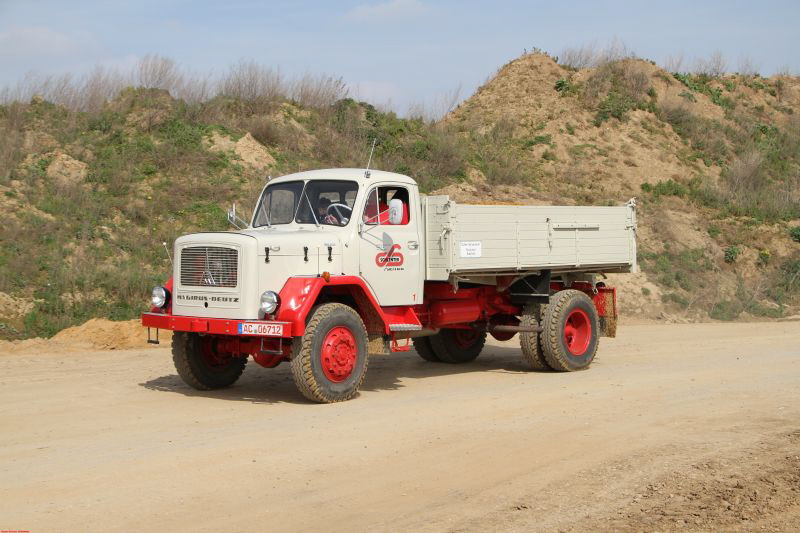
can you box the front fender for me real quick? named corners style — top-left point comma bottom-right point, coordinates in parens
top-left (275, 276), bottom-right (391, 336)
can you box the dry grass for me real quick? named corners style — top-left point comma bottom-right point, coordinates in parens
top-left (559, 38), bottom-right (637, 69)
top-left (694, 51), bottom-right (728, 77)
top-left (582, 60), bottom-right (650, 106)
top-left (1, 56), bottom-right (348, 114)
top-left (736, 56), bottom-right (761, 77)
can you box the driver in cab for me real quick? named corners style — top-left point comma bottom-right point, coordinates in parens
top-left (316, 197), bottom-right (340, 225)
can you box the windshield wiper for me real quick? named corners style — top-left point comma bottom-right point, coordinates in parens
top-left (304, 192), bottom-right (320, 228)
top-left (293, 182), bottom-right (320, 228)
top-left (261, 202), bottom-right (272, 228)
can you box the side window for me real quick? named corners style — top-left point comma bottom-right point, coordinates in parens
top-left (362, 187), bottom-right (381, 225)
top-left (362, 186), bottom-right (410, 226)
top-left (385, 187), bottom-right (410, 225)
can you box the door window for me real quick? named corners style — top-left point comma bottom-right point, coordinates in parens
top-left (363, 186), bottom-right (410, 225)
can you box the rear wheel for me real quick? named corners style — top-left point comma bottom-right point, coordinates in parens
top-left (540, 289), bottom-right (599, 371)
top-left (412, 337), bottom-right (441, 362)
top-left (519, 302), bottom-right (552, 370)
top-left (172, 332), bottom-right (247, 390)
top-left (290, 303), bottom-right (369, 403)
top-left (428, 328), bottom-right (486, 364)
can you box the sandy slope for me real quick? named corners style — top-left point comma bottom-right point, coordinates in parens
top-left (1, 322), bottom-right (798, 532)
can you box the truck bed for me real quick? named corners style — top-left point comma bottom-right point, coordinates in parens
top-left (422, 196), bottom-right (637, 280)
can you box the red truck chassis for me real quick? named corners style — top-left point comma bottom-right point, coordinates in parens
top-left (142, 275), bottom-right (616, 368)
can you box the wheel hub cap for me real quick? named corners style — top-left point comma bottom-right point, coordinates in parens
top-left (452, 329), bottom-right (479, 348)
top-left (320, 326), bottom-right (357, 382)
top-left (564, 308), bottom-right (591, 355)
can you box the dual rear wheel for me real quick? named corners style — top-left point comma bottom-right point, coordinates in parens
top-left (412, 328), bottom-right (487, 364)
top-left (414, 290), bottom-right (598, 371)
top-left (521, 289), bottom-right (599, 371)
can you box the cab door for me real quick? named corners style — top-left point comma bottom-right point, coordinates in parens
top-left (358, 183), bottom-right (423, 306)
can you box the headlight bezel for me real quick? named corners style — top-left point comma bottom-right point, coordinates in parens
top-left (151, 285), bottom-right (169, 308)
top-left (260, 290), bottom-right (280, 316)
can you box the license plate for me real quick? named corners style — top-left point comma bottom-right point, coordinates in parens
top-left (238, 322), bottom-right (284, 336)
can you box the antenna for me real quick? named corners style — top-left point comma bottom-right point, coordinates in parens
top-left (364, 138), bottom-right (377, 179)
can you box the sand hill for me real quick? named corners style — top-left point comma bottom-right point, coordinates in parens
top-left (0, 53), bottom-right (798, 340)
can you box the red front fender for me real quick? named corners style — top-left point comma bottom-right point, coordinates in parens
top-left (275, 276), bottom-right (420, 336)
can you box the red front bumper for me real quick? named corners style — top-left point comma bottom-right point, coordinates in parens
top-left (141, 312), bottom-right (293, 338)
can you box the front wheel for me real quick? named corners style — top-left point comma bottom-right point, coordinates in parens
top-left (172, 332), bottom-right (248, 390)
top-left (540, 289), bottom-right (599, 371)
top-left (290, 303), bottom-right (369, 403)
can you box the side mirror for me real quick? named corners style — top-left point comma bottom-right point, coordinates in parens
top-left (227, 203), bottom-right (249, 230)
top-left (388, 198), bottom-right (404, 225)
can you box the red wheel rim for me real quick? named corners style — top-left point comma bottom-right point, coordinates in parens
top-left (452, 329), bottom-right (479, 348)
top-left (564, 308), bottom-right (591, 355)
top-left (320, 326), bottom-right (358, 382)
top-left (200, 336), bottom-right (228, 367)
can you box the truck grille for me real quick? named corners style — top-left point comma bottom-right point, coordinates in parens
top-left (180, 246), bottom-right (238, 288)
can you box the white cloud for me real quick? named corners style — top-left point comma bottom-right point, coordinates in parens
top-left (345, 0), bottom-right (429, 22)
top-left (0, 26), bottom-right (81, 59)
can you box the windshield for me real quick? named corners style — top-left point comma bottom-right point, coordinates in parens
top-left (254, 179), bottom-right (359, 227)
top-left (254, 181), bottom-right (303, 226)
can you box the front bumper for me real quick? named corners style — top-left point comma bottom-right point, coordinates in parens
top-left (141, 312), bottom-right (293, 338)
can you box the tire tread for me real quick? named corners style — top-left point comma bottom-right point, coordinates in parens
top-left (541, 289), bottom-right (599, 372)
top-left (519, 302), bottom-right (552, 370)
top-left (290, 303), bottom-right (369, 403)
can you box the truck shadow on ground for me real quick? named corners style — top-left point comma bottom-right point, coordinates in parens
top-left (139, 344), bottom-right (559, 405)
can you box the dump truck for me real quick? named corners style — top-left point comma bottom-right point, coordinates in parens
top-left (142, 168), bottom-right (637, 402)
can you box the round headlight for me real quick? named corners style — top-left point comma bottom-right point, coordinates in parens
top-left (260, 291), bottom-right (279, 315)
top-left (151, 286), bottom-right (169, 308)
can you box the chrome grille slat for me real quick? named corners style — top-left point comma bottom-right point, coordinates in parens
top-left (180, 246), bottom-right (238, 288)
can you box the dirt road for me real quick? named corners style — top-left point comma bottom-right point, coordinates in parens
top-left (1, 322), bottom-right (799, 532)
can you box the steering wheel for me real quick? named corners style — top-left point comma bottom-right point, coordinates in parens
top-left (327, 203), bottom-right (352, 225)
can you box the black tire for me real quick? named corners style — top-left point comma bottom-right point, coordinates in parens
top-left (172, 331), bottom-right (247, 390)
top-left (540, 289), bottom-right (599, 371)
top-left (519, 302), bottom-right (552, 370)
top-left (290, 303), bottom-right (369, 403)
top-left (428, 328), bottom-right (487, 364)
top-left (412, 336), bottom-right (441, 362)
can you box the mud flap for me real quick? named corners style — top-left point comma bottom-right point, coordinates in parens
top-left (594, 288), bottom-right (618, 338)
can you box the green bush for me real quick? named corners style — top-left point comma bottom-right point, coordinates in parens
top-left (554, 78), bottom-right (578, 95)
top-left (673, 73), bottom-right (734, 110)
top-left (724, 245), bottom-right (740, 263)
top-left (790, 226), bottom-right (800, 242)
top-left (639, 247), bottom-right (713, 291)
top-left (640, 179), bottom-right (688, 198)
top-left (584, 61), bottom-right (653, 125)
top-left (523, 134), bottom-right (552, 148)
top-left (661, 292), bottom-right (689, 307)
top-left (709, 300), bottom-right (743, 320)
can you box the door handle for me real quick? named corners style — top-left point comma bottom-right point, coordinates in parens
top-left (407, 240), bottom-right (419, 250)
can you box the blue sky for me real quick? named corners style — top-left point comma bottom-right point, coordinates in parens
top-left (1, 0), bottom-right (798, 113)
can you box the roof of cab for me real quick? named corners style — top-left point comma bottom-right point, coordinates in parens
top-left (267, 168), bottom-right (417, 187)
